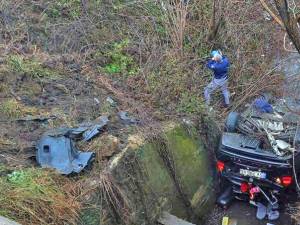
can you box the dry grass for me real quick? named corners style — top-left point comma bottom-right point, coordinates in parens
top-left (0, 168), bottom-right (81, 225)
top-left (80, 134), bottom-right (120, 167)
top-left (98, 171), bottom-right (131, 224)
top-left (0, 99), bottom-right (39, 119)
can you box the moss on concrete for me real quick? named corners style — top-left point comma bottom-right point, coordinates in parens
top-left (110, 122), bottom-right (215, 224)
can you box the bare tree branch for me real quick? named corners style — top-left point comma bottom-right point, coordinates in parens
top-left (259, 0), bottom-right (284, 28)
top-left (274, 0), bottom-right (300, 53)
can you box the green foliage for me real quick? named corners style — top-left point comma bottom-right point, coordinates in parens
top-left (80, 208), bottom-right (101, 225)
top-left (104, 39), bottom-right (139, 76)
top-left (144, 55), bottom-right (208, 115)
top-left (6, 170), bottom-right (52, 196)
top-left (46, 0), bottom-right (82, 19)
top-left (0, 99), bottom-right (37, 119)
top-left (8, 55), bottom-right (59, 79)
top-left (176, 92), bottom-right (205, 114)
top-left (7, 171), bottom-right (27, 184)
top-left (143, 1), bottom-right (167, 35)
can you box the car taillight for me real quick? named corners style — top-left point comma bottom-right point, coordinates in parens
top-left (240, 182), bottom-right (249, 193)
top-left (217, 160), bottom-right (225, 172)
top-left (281, 176), bottom-right (293, 187)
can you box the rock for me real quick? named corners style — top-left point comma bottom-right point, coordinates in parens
top-left (0, 216), bottom-right (22, 225)
top-left (158, 212), bottom-right (195, 225)
top-left (118, 111), bottom-right (139, 125)
top-left (127, 135), bottom-right (144, 149)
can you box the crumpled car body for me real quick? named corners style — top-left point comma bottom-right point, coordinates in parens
top-left (37, 134), bottom-right (95, 175)
top-left (216, 96), bottom-right (300, 215)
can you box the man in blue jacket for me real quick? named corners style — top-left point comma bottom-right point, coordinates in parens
top-left (204, 50), bottom-right (230, 107)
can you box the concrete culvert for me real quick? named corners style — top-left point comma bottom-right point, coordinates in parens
top-left (82, 121), bottom-right (219, 225)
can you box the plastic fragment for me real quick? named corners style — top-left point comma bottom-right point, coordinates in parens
top-left (118, 111), bottom-right (139, 125)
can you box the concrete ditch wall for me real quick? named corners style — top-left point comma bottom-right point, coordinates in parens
top-left (109, 122), bottom-right (216, 224)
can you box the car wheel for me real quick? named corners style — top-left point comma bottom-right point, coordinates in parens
top-left (225, 111), bottom-right (240, 132)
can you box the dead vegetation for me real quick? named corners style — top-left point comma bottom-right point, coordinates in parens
top-left (0, 0), bottom-right (285, 119)
top-left (98, 171), bottom-right (132, 224)
top-left (0, 168), bottom-right (80, 225)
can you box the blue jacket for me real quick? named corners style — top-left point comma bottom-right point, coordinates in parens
top-left (206, 56), bottom-right (230, 79)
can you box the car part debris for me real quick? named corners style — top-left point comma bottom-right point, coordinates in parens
top-left (266, 203), bottom-right (280, 221)
top-left (37, 134), bottom-right (95, 175)
top-left (255, 119), bottom-right (284, 132)
top-left (251, 198), bottom-right (274, 221)
top-left (217, 95), bottom-right (299, 220)
top-left (236, 102), bottom-right (300, 156)
top-left (267, 210), bottom-right (279, 220)
top-left (81, 116), bottom-right (109, 141)
top-left (36, 116), bottom-right (108, 174)
top-left (217, 186), bottom-right (234, 208)
top-left (106, 96), bottom-right (116, 105)
top-left (118, 111), bottom-right (139, 125)
top-left (47, 116), bottom-right (109, 141)
top-left (276, 140), bottom-right (294, 151)
top-left (263, 127), bottom-right (284, 156)
top-left (258, 186), bottom-right (278, 206)
top-left (256, 202), bottom-right (267, 220)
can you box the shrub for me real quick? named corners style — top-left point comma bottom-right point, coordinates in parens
top-left (104, 39), bottom-right (139, 76)
top-left (46, 0), bottom-right (82, 19)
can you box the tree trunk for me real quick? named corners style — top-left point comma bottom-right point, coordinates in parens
top-left (274, 0), bottom-right (300, 53)
top-left (207, 0), bottom-right (222, 42)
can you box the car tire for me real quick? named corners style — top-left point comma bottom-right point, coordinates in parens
top-left (225, 111), bottom-right (240, 132)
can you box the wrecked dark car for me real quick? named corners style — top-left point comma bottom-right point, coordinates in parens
top-left (216, 97), bottom-right (300, 220)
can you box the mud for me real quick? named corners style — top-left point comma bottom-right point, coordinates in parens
top-left (0, 67), bottom-right (130, 169)
top-left (205, 201), bottom-right (295, 225)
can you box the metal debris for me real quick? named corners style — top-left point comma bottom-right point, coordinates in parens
top-left (37, 134), bottom-right (94, 175)
top-left (79, 116), bottom-right (109, 141)
top-left (36, 116), bottom-right (108, 174)
top-left (255, 119), bottom-right (284, 132)
top-left (118, 111), bottom-right (139, 125)
top-left (236, 96), bottom-right (300, 156)
top-left (46, 116), bottom-right (109, 141)
top-left (256, 202), bottom-right (267, 220)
